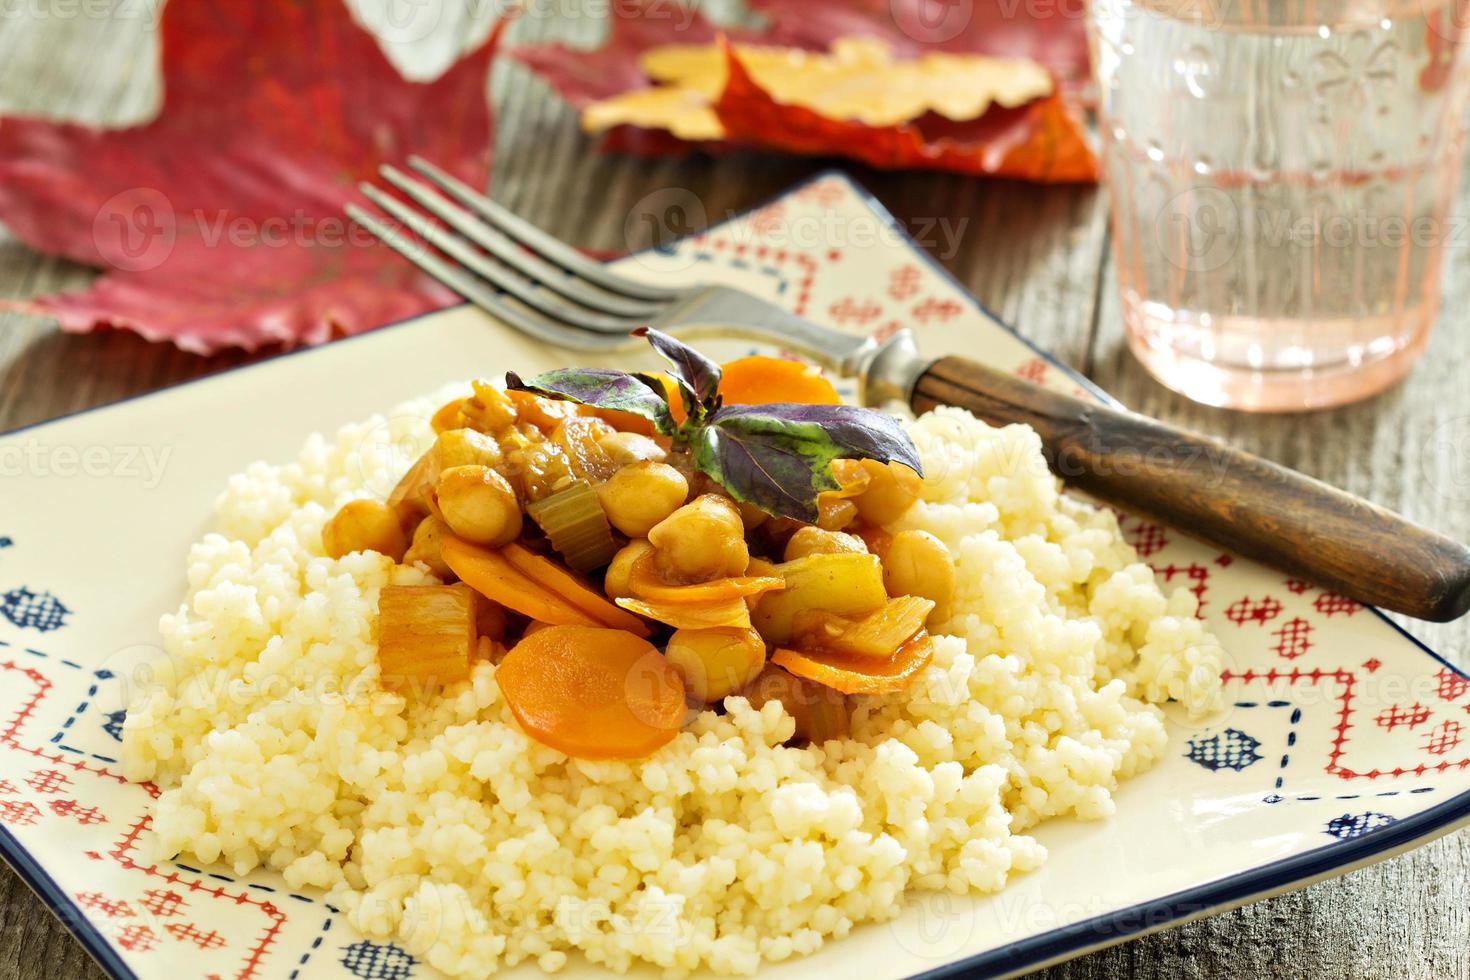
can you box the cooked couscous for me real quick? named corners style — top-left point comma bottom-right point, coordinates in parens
top-left (122, 376), bottom-right (1222, 976)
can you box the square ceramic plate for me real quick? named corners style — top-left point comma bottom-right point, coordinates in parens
top-left (2, 172), bottom-right (1468, 980)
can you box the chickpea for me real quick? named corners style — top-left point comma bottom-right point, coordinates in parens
top-left (597, 431), bottom-right (667, 467)
top-left (815, 495), bottom-right (859, 531)
top-left (648, 494), bottom-right (749, 582)
top-left (322, 499), bottom-right (408, 561)
top-left (665, 627), bottom-right (767, 702)
top-left (853, 460), bottom-right (924, 527)
top-left (783, 526), bottom-right (866, 562)
top-left (433, 427), bottom-right (502, 472)
top-left (435, 465), bottom-right (522, 547)
top-left (604, 539), bottom-right (653, 599)
top-left (404, 515), bottom-right (454, 579)
top-left (882, 530), bottom-right (954, 613)
top-left (597, 462), bottom-right (689, 537)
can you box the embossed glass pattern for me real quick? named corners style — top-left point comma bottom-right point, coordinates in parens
top-left (1087, 0), bottom-right (1470, 410)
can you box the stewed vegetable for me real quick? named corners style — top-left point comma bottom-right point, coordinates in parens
top-left (330, 330), bottom-right (952, 761)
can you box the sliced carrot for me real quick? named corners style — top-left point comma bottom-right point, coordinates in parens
top-left (771, 632), bottom-right (935, 694)
top-left (628, 553), bottom-right (784, 606)
top-left (616, 596), bottom-right (754, 630)
top-left (502, 542), bottom-right (651, 637)
top-left (719, 355), bottom-right (841, 406)
top-left (496, 625), bottom-right (686, 759)
top-left (441, 535), bottom-right (602, 628)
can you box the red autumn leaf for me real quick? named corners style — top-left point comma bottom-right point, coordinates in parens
top-left (509, 0), bottom-right (1095, 181)
top-left (714, 39), bottom-right (1096, 183)
top-left (0, 0), bottom-right (505, 354)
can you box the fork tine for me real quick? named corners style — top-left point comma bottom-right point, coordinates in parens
top-left (359, 185), bottom-right (647, 336)
top-left (379, 165), bottom-right (667, 319)
top-left (346, 204), bottom-right (632, 353)
top-left (406, 156), bottom-right (681, 303)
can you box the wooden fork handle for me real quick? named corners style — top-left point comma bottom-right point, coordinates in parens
top-left (911, 355), bottom-right (1470, 622)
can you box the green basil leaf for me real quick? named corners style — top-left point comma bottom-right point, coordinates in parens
top-left (691, 404), bottom-right (923, 522)
top-left (505, 367), bottom-right (675, 435)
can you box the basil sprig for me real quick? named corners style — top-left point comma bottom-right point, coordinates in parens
top-left (506, 329), bottom-right (923, 522)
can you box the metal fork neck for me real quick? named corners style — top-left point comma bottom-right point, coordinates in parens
top-left (657, 286), bottom-right (929, 406)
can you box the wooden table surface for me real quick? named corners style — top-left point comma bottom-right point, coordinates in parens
top-left (2, 4), bottom-right (1468, 978)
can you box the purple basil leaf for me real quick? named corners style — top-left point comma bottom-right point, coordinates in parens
top-left (636, 327), bottom-right (722, 408)
top-left (506, 367), bottom-right (674, 435)
top-left (691, 403), bottom-right (923, 522)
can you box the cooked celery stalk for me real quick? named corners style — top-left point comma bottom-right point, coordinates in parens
top-left (790, 595), bottom-right (935, 659)
top-left (526, 479), bottom-right (618, 572)
top-left (377, 583), bottom-right (477, 689)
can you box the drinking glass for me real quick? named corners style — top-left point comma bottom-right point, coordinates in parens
top-left (1087, 0), bottom-right (1470, 410)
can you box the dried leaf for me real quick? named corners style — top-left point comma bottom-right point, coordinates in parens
top-left (512, 0), bottom-right (1096, 181)
top-left (587, 36), bottom-right (1053, 135)
top-left (715, 37), bottom-right (1097, 183)
top-left (0, 0), bottom-right (506, 353)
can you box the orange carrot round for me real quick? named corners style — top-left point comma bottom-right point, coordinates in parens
top-left (496, 626), bottom-right (687, 759)
top-left (719, 355), bottom-right (841, 406)
top-left (771, 632), bottom-right (935, 694)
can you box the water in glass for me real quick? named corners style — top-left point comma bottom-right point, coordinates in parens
top-left (1088, 0), bottom-right (1470, 410)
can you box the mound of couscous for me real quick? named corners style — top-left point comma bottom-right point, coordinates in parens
top-left (122, 392), bottom-right (1222, 978)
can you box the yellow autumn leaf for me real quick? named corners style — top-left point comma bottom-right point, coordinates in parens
top-left (582, 36), bottom-right (1055, 138)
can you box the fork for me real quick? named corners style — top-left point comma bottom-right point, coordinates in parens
top-left (347, 158), bottom-right (1470, 623)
